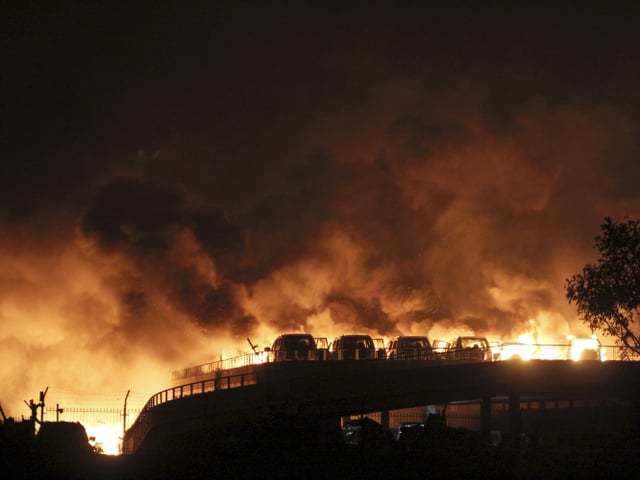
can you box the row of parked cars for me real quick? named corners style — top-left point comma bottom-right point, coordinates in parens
top-left (263, 333), bottom-right (494, 362)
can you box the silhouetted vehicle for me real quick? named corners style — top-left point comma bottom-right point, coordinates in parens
top-left (342, 417), bottom-right (394, 446)
top-left (396, 421), bottom-right (424, 441)
top-left (387, 335), bottom-right (433, 359)
top-left (568, 336), bottom-right (604, 361)
top-left (329, 334), bottom-right (376, 360)
top-left (446, 336), bottom-right (492, 361)
top-left (265, 333), bottom-right (325, 361)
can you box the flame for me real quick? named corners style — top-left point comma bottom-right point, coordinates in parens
top-left (85, 422), bottom-right (123, 455)
top-left (535, 344), bottom-right (566, 360)
top-left (499, 338), bottom-right (536, 361)
top-left (568, 335), bottom-right (605, 361)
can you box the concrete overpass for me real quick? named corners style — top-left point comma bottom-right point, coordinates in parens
top-left (123, 358), bottom-right (640, 453)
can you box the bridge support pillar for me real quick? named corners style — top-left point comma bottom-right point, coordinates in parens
top-left (380, 410), bottom-right (389, 430)
top-left (480, 396), bottom-right (491, 440)
top-left (508, 392), bottom-right (521, 443)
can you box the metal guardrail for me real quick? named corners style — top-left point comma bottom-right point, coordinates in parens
top-left (146, 373), bottom-right (258, 409)
top-left (172, 353), bottom-right (263, 381)
top-left (172, 343), bottom-right (640, 381)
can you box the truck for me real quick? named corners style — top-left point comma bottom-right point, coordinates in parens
top-left (387, 335), bottom-right (433, 360)
top-left (264, 333), bottom-right (328, 362)
top-left (445, 336), bottom-right (492, 361)
top-left (329, 334), bottom-right (378, 360)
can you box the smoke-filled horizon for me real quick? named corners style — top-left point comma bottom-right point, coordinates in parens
top-left (2, 3), bottom-right (640, 416)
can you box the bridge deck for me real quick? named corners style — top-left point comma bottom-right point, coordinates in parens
top-left (124, 359), bottom-right (640, 453)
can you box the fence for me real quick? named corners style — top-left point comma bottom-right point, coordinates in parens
top-left (44, 406), bottom-right (142, 454)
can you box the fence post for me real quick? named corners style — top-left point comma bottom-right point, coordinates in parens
top-left (123, 389), bottom-right (130, 443)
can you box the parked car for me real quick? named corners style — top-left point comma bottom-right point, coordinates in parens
top-left (342, 417), bottom-right (393, 446)
top-left (445, 336), bottom-right (492, 361)
top-left (265, 333), bottom-right (323, 361)
top-left (387, 335), bottom-right (433, 360)
top-left (329, 334), bottom-right (376, 360)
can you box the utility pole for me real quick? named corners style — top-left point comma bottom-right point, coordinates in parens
top-left (23, 386), bottom-right (48, 434)
top-left (39, 387), bottom-right (49, 424)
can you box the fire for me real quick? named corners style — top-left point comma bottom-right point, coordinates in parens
top-left (568, 335), bottom-right (605, 361)
top-left (251, 351), bottom-right (268, 365)
top-left (499, 339), bottom-right (536, 361)
top-left (535, 344), bottom-right (567, 360)
top-left (85, 422), bottom-right (123, 455)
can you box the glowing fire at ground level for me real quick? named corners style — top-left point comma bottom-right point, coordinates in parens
top-left (85, 423), bottom-right (124, 456)
top-left (39, 406), bottom-right (142, 456)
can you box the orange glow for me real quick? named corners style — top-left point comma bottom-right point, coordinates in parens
top-left (568, 335), bottom-right (605, 361)
top-left (499, 342), bottom-right (535, 361)
top-left (251, 351), bottom-right (268, 365)
top-left (535, 344), bottom-right (567, 360)
top-left (86, 422), bottom-right (123, 455)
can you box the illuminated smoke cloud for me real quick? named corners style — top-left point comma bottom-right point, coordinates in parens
top-left (80, 178), bottom-right (256, 336)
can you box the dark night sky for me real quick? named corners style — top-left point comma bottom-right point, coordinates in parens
top-left (2, 1), bottom-right (640, 413)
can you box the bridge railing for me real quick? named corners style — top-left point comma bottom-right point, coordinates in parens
top-left (146, 373), bottom-right (259, 408)
top-left (171, 343), bottom-right (640, 382)
top-left (172, 352), bottom-right (265, 381)
top-left (598, 344), bottom-right (640, 361)
top-left (491, 343), bottom-right (640, 361)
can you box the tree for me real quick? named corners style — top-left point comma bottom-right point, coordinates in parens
top-left (565, 217), bottom-right (640, 357)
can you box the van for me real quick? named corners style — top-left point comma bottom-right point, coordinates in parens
top-left (265, 333), bottom-right (319, 361)
top-left (329, 334), bottom-right (376, 360)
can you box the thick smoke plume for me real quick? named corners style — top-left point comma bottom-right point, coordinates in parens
top-left (2, 3), bottom-right (640, 415)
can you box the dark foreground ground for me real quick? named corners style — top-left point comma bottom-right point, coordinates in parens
top-left (2, 416), bottom-right (640, 480)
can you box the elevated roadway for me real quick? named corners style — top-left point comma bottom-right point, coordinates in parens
top-left (123, 359), bottom-right (640, 453)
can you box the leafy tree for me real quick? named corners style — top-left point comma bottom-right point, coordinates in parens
top-left (566, 217), bottom-right (640, 357)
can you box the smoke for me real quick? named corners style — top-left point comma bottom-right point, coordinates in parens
top-left (2, 3), bottom-right (640, 416)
